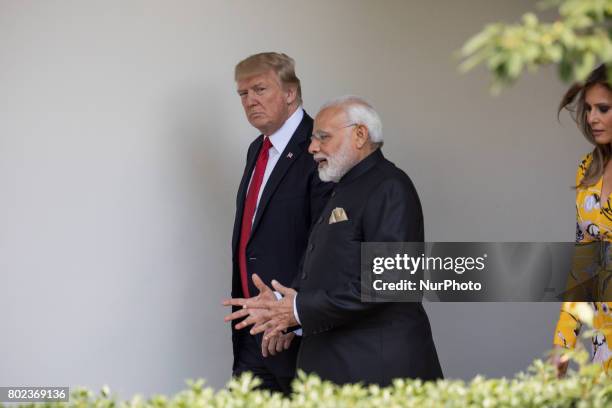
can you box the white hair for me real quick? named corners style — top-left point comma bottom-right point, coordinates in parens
top-left (319, 95), bottom-right (383, 144)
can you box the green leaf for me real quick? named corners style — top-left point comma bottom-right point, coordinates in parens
top-left (461, 27), bottom-right (496, 56)
top-left (523, 12), bottom-right (539, 27)
top-left (547, 44), bottom-right (564, 62)
top-left (606, 66), bottom-right (612, 86)
top-left (575, 51), bottom-right (597, 81)
top-left (507, 53), bottom-right (525, 78)
top-left (559, 57), bottom-right (573, 82)
top-left (459, 51), bottom-right (489, 73)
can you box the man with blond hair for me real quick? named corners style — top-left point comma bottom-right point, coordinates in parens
top-left (228, 52), bottom-right (330, 393)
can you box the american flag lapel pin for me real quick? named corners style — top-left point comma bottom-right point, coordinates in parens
top-left (287, 152), bottom-right (293, 159)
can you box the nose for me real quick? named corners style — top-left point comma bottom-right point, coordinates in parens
top-left (308, 137), bottom-right (320, 154)
top-left (588, 110), bottom-right (600, 126)
top-left (244, 90), bottom-right (258, 108)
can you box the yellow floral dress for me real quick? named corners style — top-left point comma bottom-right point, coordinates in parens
top-left (554, 153), bottom-right (612, 372)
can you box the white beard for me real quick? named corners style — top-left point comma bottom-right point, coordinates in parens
top-left (316, 137), bottom-right (357, 183)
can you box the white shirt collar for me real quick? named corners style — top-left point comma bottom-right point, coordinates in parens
top-left (266, 107), bottom-right (304, 154)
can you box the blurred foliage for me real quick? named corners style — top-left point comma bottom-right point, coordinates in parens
top-left (2, 305), bottom-right (610, 407)
top-left (3, 304), bottom-right (609, 406)
top-left (459, 0), bottom-right (612, 93)
top-left (2, 355), bottom-right (610, 408)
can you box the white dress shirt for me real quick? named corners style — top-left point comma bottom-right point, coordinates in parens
top-left (247, 107), bottom-right (304, 214)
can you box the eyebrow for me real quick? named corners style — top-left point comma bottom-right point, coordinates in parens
top-left (237, 82), bottom-right (266, 93)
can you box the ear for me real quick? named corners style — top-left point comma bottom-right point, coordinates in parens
top-left (284, 85), bottom-right (297, 106)
top-left (354, 124), bottom-right (369, 149)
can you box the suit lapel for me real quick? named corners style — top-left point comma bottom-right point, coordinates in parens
top-left (249, 115), bottom-right (311, 238)
top-left (231, 135), bottom-right (263, 255)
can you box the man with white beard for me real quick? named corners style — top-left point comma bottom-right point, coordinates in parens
top-left (225, 96), bottom-right (443, 385)
top-left (310, 100), bottom-right (371, 182)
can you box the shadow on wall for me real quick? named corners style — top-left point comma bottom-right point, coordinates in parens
top-left (161, 83), bottom-right (238, 389)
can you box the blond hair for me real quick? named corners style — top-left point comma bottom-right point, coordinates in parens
top-left (235, 52), bottom-right (302, 105)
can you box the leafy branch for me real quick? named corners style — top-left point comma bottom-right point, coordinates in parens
top-left (459, 0), bottom-right (612, 92)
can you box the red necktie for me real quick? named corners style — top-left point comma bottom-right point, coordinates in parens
top-left (238, 137), bottom-right (273, 298)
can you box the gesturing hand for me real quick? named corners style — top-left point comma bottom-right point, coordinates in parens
top-left (249, 280), bottom-right (298, 340)
top-left (222, 274), bottom-right (276, 330)
top-left (223, 275), bottom-right (299, 339)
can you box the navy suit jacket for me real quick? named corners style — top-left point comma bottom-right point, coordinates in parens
top-left (231, 112), bottom-right (331, 376)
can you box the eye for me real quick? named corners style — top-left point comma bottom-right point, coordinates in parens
top-left (311, 133), bottom-right (329, 143)
top-left (255, 87), bottom-right (266, 95)
top-left (600, 105), bottom-right (610, 113)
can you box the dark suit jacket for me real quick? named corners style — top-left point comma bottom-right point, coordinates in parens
top-left (295, 149), bottom-right (443, 385)
top-left (231, 112), bottom-right (331, 377)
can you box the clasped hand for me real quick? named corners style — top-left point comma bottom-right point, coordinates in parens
top-left (223, 274), bottom-right (299, 357)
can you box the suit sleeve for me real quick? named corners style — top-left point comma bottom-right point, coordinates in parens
top-left (296, 177), bottom-right (423, 335)
top-left (292, 169), bottom-right (333, 291)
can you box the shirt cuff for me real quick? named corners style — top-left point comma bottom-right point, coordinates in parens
top-left (292, 294), bottom-right (302, 336)
top-left (293, 293), bottom-right (301, 325)
top-left (274, 291), bottom-right (302, 336)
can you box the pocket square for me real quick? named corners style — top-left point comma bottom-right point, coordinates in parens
top-left (329, 207), bottom-right (349, 224)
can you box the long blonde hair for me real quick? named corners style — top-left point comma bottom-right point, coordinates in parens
top-left (559, 64), bottom-right (612, 188)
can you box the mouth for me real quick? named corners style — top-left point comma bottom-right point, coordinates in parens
top-left (314, 156), bottom-right (328, 168)
top-left (592, 129), bottom-right (605, 136)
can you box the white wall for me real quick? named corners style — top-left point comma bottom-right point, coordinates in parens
top-left (0, 0), bottom-right (587, 396)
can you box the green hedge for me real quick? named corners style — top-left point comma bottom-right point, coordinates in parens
top-left (5, 356), bottom-right (611, 408)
